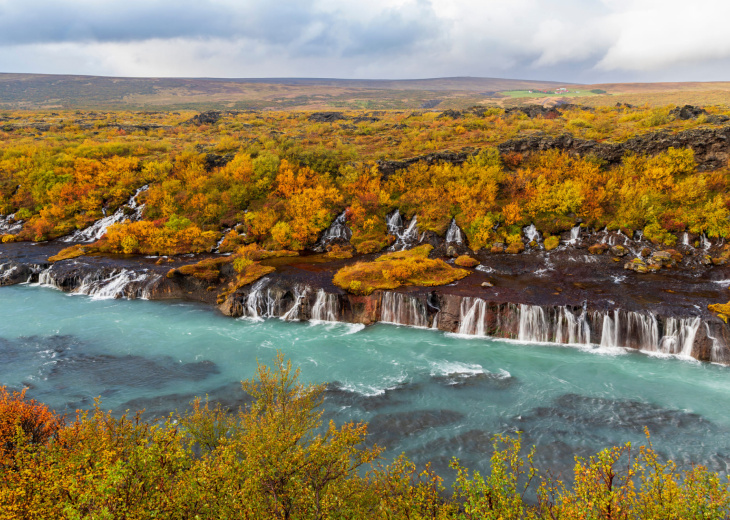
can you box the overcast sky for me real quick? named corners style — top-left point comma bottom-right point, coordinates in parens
top-left (1, 0), bottom-right (729, 83)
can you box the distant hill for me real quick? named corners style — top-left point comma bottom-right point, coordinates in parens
top-left (0, 74), bottom-right (574, 111)
top-left (1, 73), bottom-right (729, 111)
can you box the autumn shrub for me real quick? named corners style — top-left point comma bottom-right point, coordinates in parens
top-left (0, 387), bottom-right (61, 461)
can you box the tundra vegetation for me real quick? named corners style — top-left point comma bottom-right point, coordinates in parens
top-left (1, 354), bottom-right (729, 519)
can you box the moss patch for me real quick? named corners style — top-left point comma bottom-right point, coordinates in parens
top-left (454, 255), bottom-right (479, 267)
top-left (168, 256), bottom-right (231, 283)
top-left (333, 244), bottom-right (470, 295)
top-left (48, 244), bottom-right (96, 262)
top-left (709, 302), bottom-right (730, 323)
top-left (543, 235), bottom-right (559, 251)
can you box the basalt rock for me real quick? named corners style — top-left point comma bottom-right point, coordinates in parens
top-left (308, 112), bottom-right (348, 123)
top-left (670, 105), bottom-right (708, 120)
top-left (504, 106), bottom-right (561, 119)
top-left (377, 150), bottom-right (476, 179)
top-left (187, 111), bottom-right (222, 126)
top-left (497, 125), bottom-right (730, 172)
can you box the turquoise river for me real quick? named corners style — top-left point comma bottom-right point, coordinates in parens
top-left (2, 283), bottom-right (730, 479)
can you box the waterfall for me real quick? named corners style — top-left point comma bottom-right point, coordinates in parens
top-left (281, 285), bottom-right (309, 321)
top-left (705, 324), bottom-right (727, 364)
top-left (73, 269), bottom-right (153, 300)
top-left (445, 219), bottom-right (463, 244)
top-left (700, 233), bottom-right (711, 250)
top-left (658, 317), bottom-right (701, 356)
top-left (518, 304), bottom-right (551, 343)
top-left (625, 312), bottom-right (659, 351)
top-left (244, 277), bottom-right (272, 320)
top-left (387, 210), bottom-right (420, 250)
top-left (310, 289), bottom-right (338, 322)
top-left (682, 232), bottom-right (690, 247)
top-left (314, 211), bottom-right (352, 252)
top-left (0, 263), bottom-right (18, 284)
top-left (381, 292), bottom-right (428, 327)
top-left (431, 312), bottom-right (440, 329)
top-left (554, 307), bottom-right (591, 345)
top-left (600, 310), bottom-right (620, 348)
top-left (61, 185), bottom-right (148, 243)
top-left (386, 209), bottom-right (403, 235)
top-left (458, 297), bottom-right (488, 336)
top-left (524, 224), bottom-right (540, 244)
top-left (32, 265), bottom-right (156, 300)
top-left (0, 214), bottom-right (23, 234)
top-left (567, 226), bottom-right (581, 245)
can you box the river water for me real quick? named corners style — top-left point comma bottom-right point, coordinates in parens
top-left (2, 284), bottom-right (730, 479)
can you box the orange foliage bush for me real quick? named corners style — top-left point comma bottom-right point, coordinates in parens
top-left (0, 387), bottom-right (61, 460)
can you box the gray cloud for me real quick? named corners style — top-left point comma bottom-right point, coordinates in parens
top-left (0, 0), bottom-right (729, 82)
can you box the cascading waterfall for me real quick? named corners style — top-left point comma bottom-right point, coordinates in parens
top-left (567, 226), bottom-right (581, 245)
top-left (310, 289), bottom-right (338, 322)
top-left (243, 278), bottom-right (276, 320)
top-left (518, 304), bottom-right (551, 343)
top-left (524, 224), bottom-right (540, 244)
top-left (701, 234), bottom-right (711, 250)
top-left (458, 297), bottom-right (488, 336)
top-left (445, 219), bottom-right (463, 244)
top-left (381, 292), bottom-right (428, 327)
top-left (705, 324), bottom-right (727, 364)
top-left (314, 211), bottom-right (352, 251)
top-left (0, 214), bottom-right (23, 234)
top-left (281, 285), bottom-right (309, 321)
top-left (387, 210), bottom-right (420, 250)
top-left (32, 265), bottom-right (157, 300)
top-left (61, 185), bottom-right (149, 243)
top-left (625, 312), bottom-right (660, 351)
top-left (0, 263), bottom-right (18, 283)
top-left (598, 310), bottom-right (703, 356)
top-left (554, 307), bottom-right (591, 345)
top-left (682, 232), bottom-right (690, 247)
top-left (73, 269), bottom-right (153, 300)
top-left (659, 317), bottom-right (701, 356)
top-left (600, 310), bottom-right (621, 348)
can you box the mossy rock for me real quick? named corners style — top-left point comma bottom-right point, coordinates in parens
top-left (543, 235), bottom-right (559, 251)
top-left (454, 255), bottom-right (479, 267)
top-left (588, 243), bottom-right (609, 255)
top-left (610, 245), bottom-right (627, 257)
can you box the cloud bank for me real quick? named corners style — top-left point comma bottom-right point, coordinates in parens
top-left (1, 0), bottom-right (729, 82)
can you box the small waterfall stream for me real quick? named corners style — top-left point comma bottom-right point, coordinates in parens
top-left (567, 226), bottom-right (581, 245)
top-left (0, 214), bottom-right (23, 234)
top-left (61, 185), bottom-right (149, 243)
top-left (387, 210), bottom-right (420, 251)
top-left (445, 219), bottom-right (463, 244)
top-left (314, 210), bottom-right (352, 252)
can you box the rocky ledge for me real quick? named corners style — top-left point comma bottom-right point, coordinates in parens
top-left (2, 224), bottom-right (730, 366)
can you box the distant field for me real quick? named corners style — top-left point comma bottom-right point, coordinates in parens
top-left (1, 73), bottom-right (729, 110)
top-left (500, 89), bottom-right (598, 99)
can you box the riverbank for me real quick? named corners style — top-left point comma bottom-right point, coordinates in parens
top-left (2, 222), bottom-right (730, 365)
